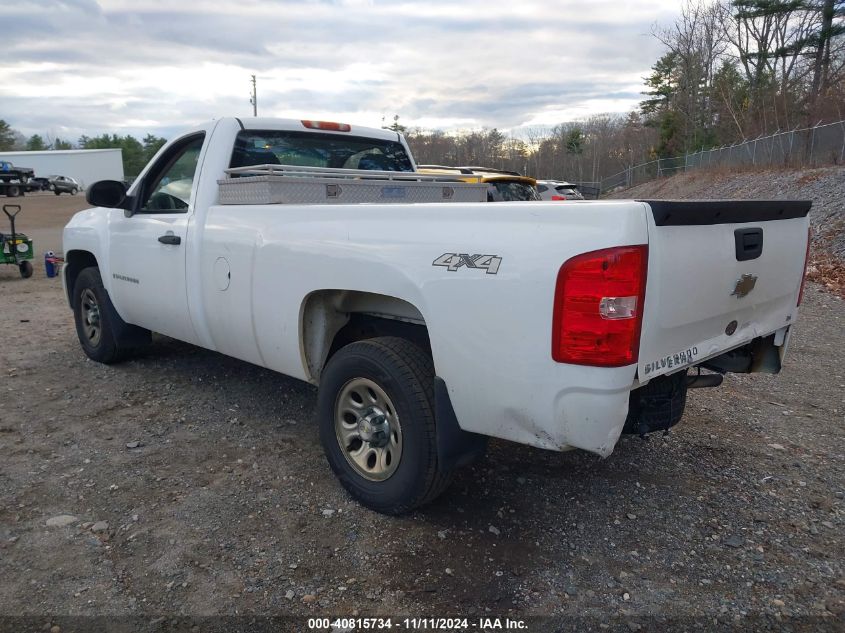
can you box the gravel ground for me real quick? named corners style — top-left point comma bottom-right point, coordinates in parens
top-left (0, 193), bottom-right (843, 632)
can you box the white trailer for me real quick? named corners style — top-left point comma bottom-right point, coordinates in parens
top-left (0, 149), bottom-right (124, 189)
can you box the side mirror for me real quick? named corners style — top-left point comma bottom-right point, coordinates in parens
top-left (86, 180), bottom-right (135, 213)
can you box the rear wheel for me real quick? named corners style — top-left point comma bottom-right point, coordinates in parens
top-left (72, 267), bottom-right (150, 363)
top-left (6, 185), bottom-right (21, 197)
top-left (71, 187), bottom-right (78, 195)
top-left (317, 337), bottom-right (453, 514)
top-left (54, 189), bottom-right (61, 196)
top-left (19, 261), bottom-right (33, 278)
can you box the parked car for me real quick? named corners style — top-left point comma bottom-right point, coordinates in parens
top-left (537, 180), bottom-right (584, 201)
top-left (417, 165), bottom-right (540, 202)
top-left (65, 117), bottom-right (812, 514)
top-left (49, 175), bottom-right (82, 195)
top-left (27, 177), bottom-right (51, 192)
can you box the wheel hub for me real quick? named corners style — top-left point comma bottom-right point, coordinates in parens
top-left (80, 288), bottom-right (102, 346)
top-left (86, 305), bottom-right (100, 326)
top-left (358, 407), bottom-right (390, 447)
top-left (334, 377), bottom-right (403, 482)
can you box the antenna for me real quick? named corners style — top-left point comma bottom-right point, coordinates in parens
top-left (249, 74), bottom-right (257, 117)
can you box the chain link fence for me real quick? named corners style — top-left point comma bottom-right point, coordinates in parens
top-left (572, 182), bottom-right (601, 199)
top-left (600, 119), bottom-right (845, 195)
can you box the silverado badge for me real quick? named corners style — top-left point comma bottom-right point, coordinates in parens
top-left (731, 273), bottom-right (758, 298)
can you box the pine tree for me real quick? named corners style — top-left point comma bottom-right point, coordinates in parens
top-left (0, 120), bottom-right (16, 151)
top-left (142, 134), bottom-right (167, 163)
top-left (26, 134), bottom-right (46, 151)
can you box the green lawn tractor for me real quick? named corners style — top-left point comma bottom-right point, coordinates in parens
top-left (1, 205), bottom-right (34, 278)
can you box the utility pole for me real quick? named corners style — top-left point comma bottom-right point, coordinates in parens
top-left (249, 74), bottom-right (257, 117)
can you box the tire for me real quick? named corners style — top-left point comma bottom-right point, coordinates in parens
top-left (6, 185), bottom-right (20, 197)
top-left (317, 336), bottom-right (453, 514)
top-left (19, 261), bottom-right (33, 278)
top-left (71, 187), bottom-right (78, 195)
top-left (72, 267), bottom-right (150, 363)
top-left (54, 190), bottom-right (61, 196)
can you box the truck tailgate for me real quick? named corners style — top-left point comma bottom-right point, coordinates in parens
top-left (637, 200), bottom-right (811, 381)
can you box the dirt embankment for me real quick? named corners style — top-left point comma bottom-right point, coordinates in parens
top-left (607, 166), bottom-right (845, 295)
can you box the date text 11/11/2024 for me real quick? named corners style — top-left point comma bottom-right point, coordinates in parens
top-left (307, 617), bottom-right (528, 630)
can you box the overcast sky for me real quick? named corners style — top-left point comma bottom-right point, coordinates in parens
top-left (3, 0), bottom-right (681, 141)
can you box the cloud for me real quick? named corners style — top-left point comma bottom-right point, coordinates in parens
top-left (1, 0), bottom-right (677, 140)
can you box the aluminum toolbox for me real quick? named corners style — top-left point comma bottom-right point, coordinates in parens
top-left (218, 164), bottom-right (487, 205)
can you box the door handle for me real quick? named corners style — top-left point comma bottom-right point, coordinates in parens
top-left (158, 234), bottom-right (181, 245)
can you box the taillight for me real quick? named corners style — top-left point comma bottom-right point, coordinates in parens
top-left (552, 245), bottom-right (648, 367)
top-left (301, 120), bottom-right (351, 132)
top-left (797, 227), bottom-right (811, 306)
top-left (551, 195), bottom-right (567, 201)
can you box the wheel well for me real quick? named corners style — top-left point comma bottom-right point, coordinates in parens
top-left (301, 290), bottom-right (430, 382)
top-left (64, 250), bottom-right (98, 306)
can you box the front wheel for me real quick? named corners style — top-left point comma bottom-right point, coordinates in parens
top-left (317, 337), bottom-right (453, 514)
top-left (19, 261), bottom-right (33, 278)
top-left (54, 190), bottom-right (61, 196)
top-left (72, 267), bottom-right (150, 363)
top-left (71, 187), bottom-right (78, 195)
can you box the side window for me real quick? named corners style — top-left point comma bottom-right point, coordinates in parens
top-left (140, 134), bottom-right (205, 213)
top-left (537, 184), bottom-right (548, 193)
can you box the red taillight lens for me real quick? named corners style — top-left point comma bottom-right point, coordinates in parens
top-left (301, 120), bottom-right (351, 132)
top-left (551, 195), bottom-right (567, 201)
top-left (552, 245), bottom-right (648, 367)
top-left (797, 227), bottom-right (811, 306)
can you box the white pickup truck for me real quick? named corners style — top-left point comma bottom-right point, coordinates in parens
top-left (63, 117), bottom-right (812, 514)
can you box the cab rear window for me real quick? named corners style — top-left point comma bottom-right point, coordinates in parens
top-left (230, 130), bottom-right (413, 172)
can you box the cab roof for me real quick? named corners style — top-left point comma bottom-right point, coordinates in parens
top-left (235, 117), bottom-right (404, 143)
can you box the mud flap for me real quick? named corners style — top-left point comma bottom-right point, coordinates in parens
top-left (434, 377), bottom-right (488, 470)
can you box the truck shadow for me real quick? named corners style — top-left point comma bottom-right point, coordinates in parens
top-left (129, 334), bottom-right (734, 530)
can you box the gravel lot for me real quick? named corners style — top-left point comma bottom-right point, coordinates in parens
top-left (0, 191), bottom-right (843, 631)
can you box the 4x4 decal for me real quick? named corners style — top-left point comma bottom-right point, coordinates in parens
top-left (432, 253), bottom-right (502, 275)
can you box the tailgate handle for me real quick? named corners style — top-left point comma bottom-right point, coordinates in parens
top-left (734, 228), bottom-right (763, 261)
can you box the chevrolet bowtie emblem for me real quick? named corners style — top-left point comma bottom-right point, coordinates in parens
top-left (731, 273), bottom-right (758, 298)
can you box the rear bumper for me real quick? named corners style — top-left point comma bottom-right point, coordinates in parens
top-left (453, 361), bottom-right (638, 457)
top-left (449, 325), bottom-right (796, 457)
top-left (550, 381), bottom-right (633, 456)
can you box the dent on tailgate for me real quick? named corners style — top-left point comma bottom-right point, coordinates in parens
top-left (636, 200), bottom-right (811, 381)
